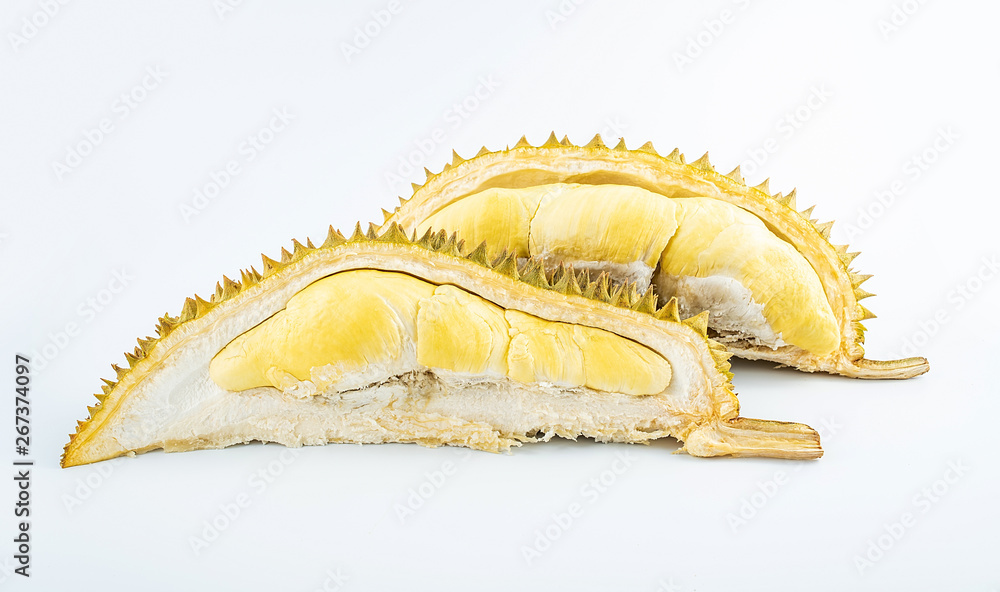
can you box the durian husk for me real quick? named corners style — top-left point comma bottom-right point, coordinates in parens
top-left (62, 223), bottom-right (821, 467)
top-left (382, 133), bottom-right (928, 379)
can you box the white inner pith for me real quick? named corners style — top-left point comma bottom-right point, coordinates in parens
top-left (156, 371), bottom-right (689, 454)
top-left (655, 273), bottom-right (787, 349)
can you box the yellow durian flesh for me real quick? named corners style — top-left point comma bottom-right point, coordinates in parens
top-left (209, 270), bottom-right (434, 391)
top-left (417, 183), bottom-right (678, 267)
top-left (210, 269), bottom-right (671, 397)
top-left (505, 310), bottom-right (587, 388)
top-left (416, 186), bottom-right (545, 260)
top-left (528, 184), bottom-right (678, 268)
top-left (506, 311), bottom-right (672, 394)
top-left (415, 284), bottom-right (509, 376)
top-left (661, 198), bottom-right (840, 355)
top-left (414, 182), bottom-right (839, 356)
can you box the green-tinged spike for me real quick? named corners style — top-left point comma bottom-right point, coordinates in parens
top-left (559, 135), bottom-right (571, 146)
top-left (291, 239), bottom-right (311, 258)
top-left (452, 149), bottom-right (465, 166)
top-left (595, 273), bottom-right (612, 303)
top-left (725, 165), bottom-right (743, 183)
top-left (87, 405), bottom-right (100, 418)
top-left (137, 336), bottom-right (157, 354)
top-left (100, 378), bottom-right (116, 394)
top-left (212, 281), bottom-right (224, 302)
top-left (707, 339), bottom-right (728, 351)
top-left (322, 226), bottom-right (347, 249)
top-left (550, 264), bottom-right (571, 293)
top-left (124, 351), bottom-right (139, 368)
top-left (492, 250), bottom-right (519, 279)
top-left (655, 297), bottom-right (681, 322)
top-left (221, 276), bottom-right (240, 300)
top-left (366, 223), bottom-right (379, 240)
top-left (634, 288), bottom-right (658, 314)
top-left (466, 241), bottom-right (491, 267)
top-left (585, 134), bottom-right (606, 149)
top-left (683, 311), bottom-right (710, 336)
top-left (476, 146), bottom-right (490, 157)
top-left (620, 282), bottom-right (639, 308)
top-left (179, 297), bottom-right (198, 322)
top-left (854, 288), bottom-right (875, 300)
top-left (520, 259), bottom-right (549, 289)
top-left (240, 269), bottom-right (257, 289)
top-left (613, 138), bottom-right (627, 151)
top-left (691, 152), bottom-right (713, 171)
top-left (424, 167), bottom-right (434, 182)
top-left (514, 135), bottom-right (531, 149)
top-left (815, 220), bottom-right (834, 238)
top-left (783, 188), bottom-right (798, 210)
top-left (608, 282), bottom-right (626, 307)
top-left (260, 254), bottom-right (280, 276)
top-left (565, 268), bottom-right (584, 296)
top-left (430, 229), bottom-right (449, 250)
top-left (753, 179), bottom-right (770, 194)
top-left (800, 205), bottom-right (816, 221)
top-left (711, 348), bottom-right (734, 364)
top-left (411, 182), bottom-right (422, 194)
top-left (666, 148), bottom-right (684, 163)
top-left (844, 251), bottom-right (861, 266)
top-left (851, 273), bottom-right (873, 288)
top-left (377, 221), bottom-right (410, 244)
top-left (156, 314), bottom-right (177, 337)
top-left (636, 141), bottom-right (658, 155)
top-left (112, 363), bottom-right (128, 380)
top-left (415, 228), bottom-right (436, 249)
top-left (194, 295), bottom-right (214, 317)
top-left (94, 393), bottom-right (107, 404)
top-left (438, 232), bottom-right (462, 256)
top-left (573, 269), bottom-right (590, 297)
top-left (541, 132), bottom-right (560, 148)
top-left (857, 305), bottom-right (877, 320)
top-left (279, 247), bottom-right (293, 264)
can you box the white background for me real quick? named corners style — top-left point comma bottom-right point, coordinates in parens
top-left (1, 1), bottom-right (998, 590)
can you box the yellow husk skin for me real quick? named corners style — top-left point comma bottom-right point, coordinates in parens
top-left (62, 223), bottom-right (822, 467)
top-left (382, 134), bottom-right (929, 379)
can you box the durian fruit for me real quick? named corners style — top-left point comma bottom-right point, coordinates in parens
top-left (61, 223), bottom-right (822, 467)
top-left (382, 134), bottom-right (929, 379)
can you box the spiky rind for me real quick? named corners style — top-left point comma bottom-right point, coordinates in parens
top-left (518, 259), bottom-right (549, 289)
top-left (682, 311), bottom-right (710, 336)
top-left (466, 241), bottom-right (491, 267)
top-left (64, 219), bottom-right (734, 467)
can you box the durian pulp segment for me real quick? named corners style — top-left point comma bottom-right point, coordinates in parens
top-left (659, 198), bottom-right (839, 354)
top-left (209, 270), bottom-right (671, 396)
top-left (417, 183), bottom-right (677, 269)
top-left (416, 183), bottom-right (839, 355)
